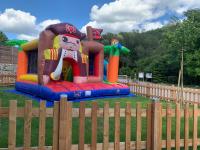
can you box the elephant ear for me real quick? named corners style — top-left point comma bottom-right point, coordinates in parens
top-left (38, 30), bottom-right (55, 85)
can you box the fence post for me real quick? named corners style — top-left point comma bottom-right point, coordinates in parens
top-left (58, 94), bottom-right (68, 150)
top-left (146, 83), bottom-right (150, 98)
top-left (79, 102), bottom-right (85, 150)
top-left (146, 103), bottom-right (152, 150)
top-left (171, 85), bottom-right (176, 102)
top-left (38, 101), bottom-right (46, 149)
top-left (8, 100), bottom-right (17, 150)
top-left (114, 102), bottom-right (120, 150)
top-left (52, 101), bottom-right (59, 150)
top-left (151, 99), bottom-right (162, 150)
top-left (91, 102), bottom-right (98, 150)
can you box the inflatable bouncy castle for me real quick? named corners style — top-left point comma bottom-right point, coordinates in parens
top-left (15, 23), bottom-right (130, 101)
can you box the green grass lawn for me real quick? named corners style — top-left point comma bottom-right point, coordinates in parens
top-left (0, 86), bottom-right (196, 148)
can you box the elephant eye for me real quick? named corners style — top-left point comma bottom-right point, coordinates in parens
top-left (76, 40), bottom-right (79, 44)
top-left (62, 37), bottom-right (68, 42)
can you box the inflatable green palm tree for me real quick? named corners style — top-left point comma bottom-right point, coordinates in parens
top-left (104, 38), bottom-right (130, 83)
top-left (4, 40), bottom-right (28, 51)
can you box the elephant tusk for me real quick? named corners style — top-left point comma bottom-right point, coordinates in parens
top-left (50, 50), bottom-right (64, 80)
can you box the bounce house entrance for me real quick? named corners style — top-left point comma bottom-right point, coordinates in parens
top-left (27, 50), bottom-right (38, 74)
top-left (62, 60), bottom-right (73, 82)
top-left (89, 52), bottom-right (99, 76)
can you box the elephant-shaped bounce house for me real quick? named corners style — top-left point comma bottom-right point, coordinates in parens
top-left (15, 23), bottom-right (130, 101)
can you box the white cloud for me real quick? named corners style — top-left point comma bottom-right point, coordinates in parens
top-left (0, 8), bottom-right (37, 35)
top-left (17, 34), bottom-right (37, 41)
top-left (141, 22), bottom-right (166, 31)
top-left (0, 8), bottom-right (61, 41)
top-left (81, 0), bottom-right (200, 33)
top-left (38, 19), bottom-right (61, 31)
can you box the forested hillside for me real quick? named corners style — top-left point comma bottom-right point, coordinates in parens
top-left (101, 9), bottom-right (200, 85)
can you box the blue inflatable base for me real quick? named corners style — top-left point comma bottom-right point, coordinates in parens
top-left (5, 89), bottom-right (135, 107)
top-left (14, 81), bottom-right (131, 103)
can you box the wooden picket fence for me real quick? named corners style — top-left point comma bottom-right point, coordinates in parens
top-left (0, 96), bottom-right (200, 149)
top-left (0, 74), bottom-right (16, 86)
top-left (0, 46), bottom-right (18, 64)
top-left (0, 46), bottom-right (17, 87)
top-left (128, 82), bottom-right (200, 104)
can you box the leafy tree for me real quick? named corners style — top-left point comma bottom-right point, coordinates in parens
top-left (101, 33), bottom-right (116, 45)
top-left (0, 31), bottom-right (8, 44)
top-left (165, 9), bottom-right (200, 80)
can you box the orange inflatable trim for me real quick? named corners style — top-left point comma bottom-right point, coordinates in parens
top-left (17, 51), bottom-right (28, 81)
top-left (107, 56), bottom-right (119, 83)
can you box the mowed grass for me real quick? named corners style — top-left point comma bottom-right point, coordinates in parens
top-left (0, 86), bottom-right (197, 148)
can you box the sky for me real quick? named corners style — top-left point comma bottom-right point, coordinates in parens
top-left (0, 0), bottom-right (200, 41)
